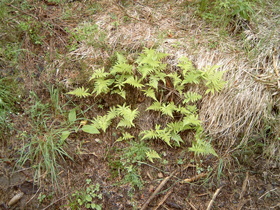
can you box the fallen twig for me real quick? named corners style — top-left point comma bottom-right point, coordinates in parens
top-left (186, 200), bottom-right (198, 210)
top-left (181, 173), bottom-right (207, 183)
top-left (239, 171), bottom-right (249, 199)
top-left (258, 188), bottom-right (277, 200)
top-left (41, 194), bottom-right (69, 210)
top-left (206, 186), bottom-right (223, 210)
top-left (140, 170), bottom-right (177, 210)
top-left (153, 188), bottom-right (173, 210)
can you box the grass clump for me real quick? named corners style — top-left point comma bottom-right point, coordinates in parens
top-left (0, 78), bottom-right (19, 140)
top-left (16, 87), bottom-right (73, 188)
top-left (197, 0), bottom-right (255, 33)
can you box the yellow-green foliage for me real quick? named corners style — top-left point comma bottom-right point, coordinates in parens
top-left (68, 48), bottom-right (226, 157)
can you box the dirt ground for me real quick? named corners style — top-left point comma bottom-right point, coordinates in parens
top-left (0, 0), bottom-right (279, 209)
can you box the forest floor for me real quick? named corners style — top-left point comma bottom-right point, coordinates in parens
top-left (0, 0), bottom-right (279, 209)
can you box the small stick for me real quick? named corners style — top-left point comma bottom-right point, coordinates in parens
top-left (186, 200), bottom-right (198, 210)
top-left (41, 194), bottom-right (69, 210)
top-left (206, 186), bottom-right (223, 210)
top-left (258, 188), bottom-right (277, 200)
top-left (181, 173), bottom-right (207, 183)
top-left (239, 171), bottom-right (249, 199)
top-left (153, 188), bottom-right (173, 210)
top-left (141, 170), bottom-right (177, 210)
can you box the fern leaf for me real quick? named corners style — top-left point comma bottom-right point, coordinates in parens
top-left (170, 132), bottom-right (184, 146)
top-left (89, 68), bottom-right (109, 80)
top-left (178, 57), bottom-right (196, 75)
top-left (148, 75), bottom-right (159, 89)
top-left (166, 121), bottom-right (184, 133)
top-left (92, 78), bottom-right (114, 96)
top-left (140, 128), bottom-right (158, 140)
top-left (202, 65), bottom-right (226, 94)
top-left (183, 92), bottom-right (202, 104)
top-left (182, 71), bottom-right (202, 84)
top-left (111, 89), bottom-right (126, 99)
top-left (186, 105), bottom-right (198, 113)
top-left (107, 106), bottom-right (118, 120)
top-left (67, 87), bottom-right (91, 98)
top-left (189, 138), bottom-right (218, 157)
top-left (146, 101), bottom-right (162, 111)
top-left (116, 104), bottom-right (139, 128)
top-left (92, 115), bottom-right (112, 132)
top-left (116, 132), bottom-right (134, 142)
top-left (175, 105), bottom-right (191, 115)
top-left (138, 65), bottom-right (155, 79)
top-left (160, 102), bottom-right (177, 118)
top-left (123, 76), bottom-right (144, 89)
top-left (137, 48), bottom-right (168, 78)
top-left (183, 114), bottom-right (201, 127)
top-left (146, 150), bottom-right (161, 163)
top-left (167, 72), bottom-right (182, 89)
top-left (159, 131), bottom-right (172, 147)
top-left (111, 53), bottom-right (133, 75)
top-left (142, 88), bottom-right (157, 101)
top-left (111, 62), bottom-right (133, 75)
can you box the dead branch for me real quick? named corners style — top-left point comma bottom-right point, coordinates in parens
top-left (206, 186), bottom-right (223, 210)
top-left (140, 170), bottom-right (177, 210)
top-left (153, 188), bottom-right (173, 210)
top-left (181, 173), bottom-right (207, 183)
top-left (239, 171), bottom-right (249, 199)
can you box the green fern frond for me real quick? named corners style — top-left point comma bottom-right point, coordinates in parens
top-left (107, 106), bottom-right (118, 120)
top-left (186, 105), bottom-right (198, 113)
top-left (137, 48), bottom-right (168, 78)
top-left (167, 72), bottom-right (182, 89)
top-left (111, 62), bottom-right (133, 75)
top-left (92, 78), bottom-right (114, 96)
top-left (116, 132), bottom-right (134, 142)
top-left (166, 121), bottom-right (184, 133)
top-left (146, 150), bottom-right (161, 163)
top-left (148, 72), bottom-right (166, 89)
top-left (89, 68), bottom-right (109, 80)
top-left (178, 57), bottom-right (196, 75)
top-left (92, 115), bottom-right (112, 132)
top-left (116, 104), bottom-right (139, 128)
top-left (138, 65), bottom-right (156, 79)
top-left (158, 130), bottom-right (172, 147)
top-left (189, 137), bottom-right (218, 157)
top-left (140, 129), bottom-right (158, 141)
top-left (111, 53), bottom-right (133, 75)
top-left (183, 114), bottom-right (201, 127)
top-left (142, 88), bottom-right (157, 101)
top-left (113, 74), bottom-right (127, 90)
top-left (123, 76), bottom-right (144, 89)
top-left (67, 87), bottom-right (91, 98)
top-left (202, 65), bottom-right (226, 94)
top-left (182, 71), bottom-right (202, 84)
top-left (175, 105), bottom-right (191, 115)
top-left (111, 89), bottom-right (126, 99)
top-left (160, 102), bottom-right (177, 118)
top-left (141, 125), bottom-right (172, 147)
top-left (183, 92), bottom-right (202, 104)
top-left (170, 132), bottom-right (184, 146)
top-left (146, 101), bottom-right (162, 112)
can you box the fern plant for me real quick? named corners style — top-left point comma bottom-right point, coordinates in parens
top-left (67, 48), bottom-right (226, 158)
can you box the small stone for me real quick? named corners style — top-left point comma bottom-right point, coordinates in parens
top-left (158, 172), bottom-right (164, 178)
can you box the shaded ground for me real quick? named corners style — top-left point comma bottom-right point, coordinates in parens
top-left (0, 0), bottom-right (279, 209)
